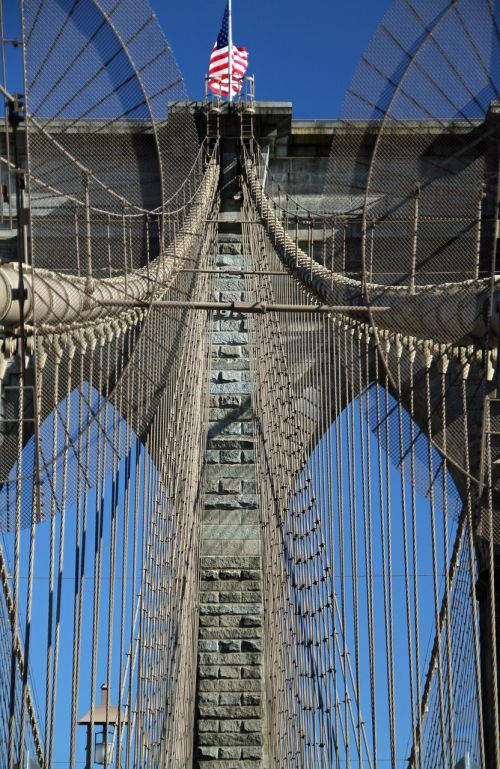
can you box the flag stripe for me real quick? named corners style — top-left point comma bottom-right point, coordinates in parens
top-left (208, 3), bottom-right (248, 97)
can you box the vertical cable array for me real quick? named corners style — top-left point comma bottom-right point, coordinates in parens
top-left (0, 1), bottom-right (220, 764)
top-left (242, 146), bottom-right (489, 769)
top-left (0, 129), bottom-right (219, 766)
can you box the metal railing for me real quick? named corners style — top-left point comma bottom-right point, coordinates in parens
top-left (204, 74), bottom-right (255, 113)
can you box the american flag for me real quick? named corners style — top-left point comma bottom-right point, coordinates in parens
top-left (208, 3), bottom-right (248, 97)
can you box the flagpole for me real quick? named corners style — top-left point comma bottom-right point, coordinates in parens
top-left (228, 0), bottom-right (233, 103)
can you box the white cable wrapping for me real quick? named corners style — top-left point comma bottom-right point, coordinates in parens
top-left (0, 157), bottom-right (219, 329)
top-left (244, 156), bottom-right (497, 346)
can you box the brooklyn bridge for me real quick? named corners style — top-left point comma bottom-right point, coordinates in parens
top-left (0, 0), bottom-right (499, 767)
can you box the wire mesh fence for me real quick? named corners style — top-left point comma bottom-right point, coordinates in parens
top-left (242, 149), bottom-right (487, 769)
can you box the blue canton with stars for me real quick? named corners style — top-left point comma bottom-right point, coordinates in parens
top-left (216, 3), bottom-right (229, 49)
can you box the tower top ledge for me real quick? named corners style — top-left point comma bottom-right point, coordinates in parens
top-left (170, 99), bottom-right (486, 152)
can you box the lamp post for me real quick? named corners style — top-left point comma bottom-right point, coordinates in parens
top-left (78, 684), bottom-right (126, 769)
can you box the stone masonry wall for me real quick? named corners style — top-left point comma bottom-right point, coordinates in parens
top-left (194, 194), bottom-right (267, 769)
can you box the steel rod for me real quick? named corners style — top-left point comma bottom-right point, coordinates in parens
top-left (100, 299), bottom-right (391, 313)
top-left (179, 269), bottom-right (304, 276)
top-left (0, 83), bottom-right (15, 105)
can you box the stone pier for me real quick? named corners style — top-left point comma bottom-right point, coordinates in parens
top-left (194, 141), bottom-right (266, 769)
top-left (190, 106), bottom-right (337, 768)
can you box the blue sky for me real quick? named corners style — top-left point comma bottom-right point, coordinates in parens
top-left (1, 0), bottom-right (392, 119)
top-left (149, 0), bottom-right (392, 118)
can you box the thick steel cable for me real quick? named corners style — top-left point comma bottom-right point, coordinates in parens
top-left (439, 353), bottom-right (455, 769)
top-left (8, 341), bottom-right (25, 769)
top-left (395, 339), bottom-right (419, 769)
top-left (43, 341), bottom-right (60, 765)
top-left (17, 355), bottom-right (44, 769)
top-left (361, 328), bottom-right (378, 769)
top-left (373, 352), bottom-right (397, 768)
top-left (243, 148), bottom-right (496, 349)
